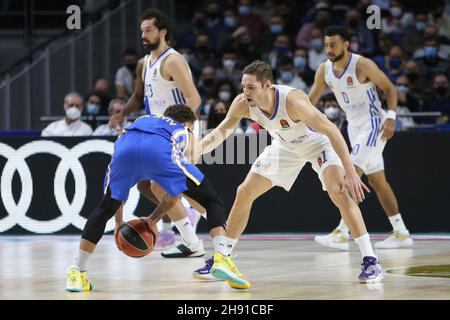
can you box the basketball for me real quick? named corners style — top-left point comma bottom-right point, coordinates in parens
top-left (116, 219), bottom-right (156, 258)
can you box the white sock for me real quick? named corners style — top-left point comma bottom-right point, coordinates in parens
top-left (75, 249), bottom-right (91, 272)
top-left (354, 233), bottom-right (376, 259)
top-left (174, 217), bottom-right (199, 245)
top-left (162, 222), bottom-right (172, 232)
top-left (338, 219), bottom-right (350, 235)
top-left (212, 236), bottom-right (228, 256)
top-left (226, 237), bottom-right (238, 255)
top-left (388, 213), bottom-right (408, 233)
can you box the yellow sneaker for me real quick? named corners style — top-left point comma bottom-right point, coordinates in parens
top-left (66, 266), bottom-right (93, 292)
top-left (210, 252), bottom-right (251, 289)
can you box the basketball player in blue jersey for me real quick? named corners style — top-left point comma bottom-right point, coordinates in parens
top-left (198, 61), bottom-right (383, 289)
top-left (111, 9), bottom-right (207, 259)
top-left (66, 105), bottom-right (230, 292)
top-left (309, 26), bottom-right (413, 251)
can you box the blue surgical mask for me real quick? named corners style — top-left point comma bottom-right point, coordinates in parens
top-left (390, 58), bottom-right (402, 69)
top-left (396, 85), bottom-right (410, 94)
top-left (86, 103), bottom-right (100, 115)
top-left (416, 22), bottom-right (427, 31)
top-left (224, 16), bottom-right (236, 28)
top-left (311, 39), bottom-right (323, 50)
top-left (293, 56), bottom-right (306, 68)
top-left (275, 45), bottom-right (288, 54)
top-left (424, 46), bottom-right (438, 58)
top-left (280, 71), bottom-right (294, 83)
top-left (270, 24), bottom-right (283, 34)
top-left (238, 5), bottom-right (251, 16)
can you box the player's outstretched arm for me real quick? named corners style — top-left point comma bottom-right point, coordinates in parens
top-left (166, 54), bottom-right (201, 112)
top-left (358, 57), bottom-right (397, 141)
top-left (308, 63), bottom-right (327, 106)
top-left (286, 90), bottom-right (370, 203)
top-left (200, 94), bottom-right (249, 154)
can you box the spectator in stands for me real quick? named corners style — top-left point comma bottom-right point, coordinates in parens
top-left (413, 26), bottom-right (449, 59)
top-left (381, 0), bottom-right (414, 42)
top-left (275, 55), bottom-right (308, 91)
top-left (423, 73), bottom-right (450, 124)
top-left (41, 92), bottom-right (93, 137)
top-left (215, 79), bottom-right (237, 105)
top-left (308, 26), bottom-right (327, 71)
top-left (256, 14), bottom-right (287, 54)
top-left (93, 99), bottom-right (130, 136)
top-left (319, 93), bottom-right (345, 129)
top-left (198, 66), bottom-right (218, 113)
top-left (265, 34), bottom-right (292, 70)
top-left (293, 47), bottom-right (315, 86)
top-left (414, 37), bottom-right (450, 85)
top-left (203, 2), bottom-right (224, 51)
top-left (84, 92), bottom-right (102, 116)
top-left (189, 33), bottom-right (220, 79)
top-left (373, 45), bottom-right (406, 83)
top-left (395, 75), bottom-right (421, 128)
top-left (345, 9), bottom-right (375, 56)
top-left (115, 48), bottom-right (138, 100)
top-left (237, 0), bottom-right (267, 40)
top-left (232, 27), bottom-right (261, 69)
top-left (404, 59), bottom-right (427, 99)
top-left (206, 100), bottom-right (244, 134)
top-left (403, 12), bottom-right (428, 56)
top-left (216, 49), bottom-right (242, 89)
top-left (93, 78), bottom-right (112, 114)
top-left (216, 9), bottom-right (240, 52)
top-left (295, 4), bottom-right (331, 49)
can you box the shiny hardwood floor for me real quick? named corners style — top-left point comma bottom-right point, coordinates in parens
top-left (0, 235), bottom-right (449, 300)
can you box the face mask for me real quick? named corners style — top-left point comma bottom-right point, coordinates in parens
top-left (324, 106), bottom-right (339, 120)
top-left (218, 91), bottom-right (231, 101)
top-left (238, 5), bottom-right (251, 16)
top-left (207, 12), bottom-right (218, 20)
top-left (294, 56), bottom-right (306, 68)
top-left (396, 85), bottom-right (410, 94)
top-left (203, 78), bottom-right (214, 87)
top-left (223, 59), bottom-right (236, 69)
top-left (390, 57), bottom-right (402, 69)
top-left (424, 46), bottom-right (438, 58)
top-left (66, 106), bottom-right (81, 120)
top-left (270, 24), bottom-right (283, 34)
top-left (195, 18), bottom-right (206, 30)
top-left (348, 18), bottom-right (359, 29)
top-left (350, 42), bottom-right (359, 52)
top-left (311, 39), bottom-right (323, 50)
top-left (280, 71), bottom-right (294, 83)
top-left (435, 86), bottom-right (448, 97)
top-left (86, 103), bottom-right (100, 115)
top-left (275, 45), bottom-right (288, 54)
top-left (416, 22), bottom-right (427, 31)
top-left (407, 72), bottom-right (419, 82)
top-left (224, 16), bottom-right (236, 28)
top-left (390, 7), bottom-right (402, 18)
top-left (214, 113), bottom-right (227, 123)
top-left (126, 63), bottom-right (137, 72)
top-left (197, 45), bottom-right (210, 55)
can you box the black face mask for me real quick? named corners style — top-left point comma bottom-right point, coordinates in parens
top-left (435, 86), bottom-right (448, 97)
top-left (238, 43), bottom-right (250, 52)
top-left (195, 18), bottom-right (206, 30)
top-left (197, 45), bottom-right (210, 55)
top-left (213, 113), bottom-right (226, 123)
top-left (144, 38), bottom-right (161, 52)
top-left (407, 72), bottom-right (419, 82)
top-left (348, 19), bottom-right (359, 29)
top-left (207, 12), bottom-right (218, 20)
top-left (126, 63), bottom-right (137, 72)
top-left (203, 78), bottom-right (214, 87)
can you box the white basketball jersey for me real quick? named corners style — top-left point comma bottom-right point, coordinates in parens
top-left (324, 53), bottom-right (385, 127)
top-left (142, 48), bottom-right (191, 115)
top-left (249, 85), bottom-right (325, 147)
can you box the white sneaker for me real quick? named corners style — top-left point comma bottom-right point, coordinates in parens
top-left (375, 231), bottom-right (413, 249)
top-left (314, 228), bottom-right (350, 251)
top-left (161, 239), bottom-right (206, 258)
top-left (186, 208), bottom-right (203, 233)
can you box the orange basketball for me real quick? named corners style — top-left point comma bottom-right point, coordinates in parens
top-left (116, 219), bottom-right (156, 258)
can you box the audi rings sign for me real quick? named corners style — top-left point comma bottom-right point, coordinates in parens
top-left (0, 137), bottom-right (152, 234)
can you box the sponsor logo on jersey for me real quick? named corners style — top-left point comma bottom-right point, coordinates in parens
top-left (153, 68), bottom-right (158, 78)
top-left (347, 76), bottom-right (354, 88)
top-left (317, 156), bottom-right (323, 168)
top-left (280, 119), bottom-right (290, 129)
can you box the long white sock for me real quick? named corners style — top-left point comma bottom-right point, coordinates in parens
top-left (212, 236), bottom-right (228, 256)
top-left (162, 222), bottom-right (172, 231)
top-left (174, 217), bottom-right (199, 245)
top-left (338, 219), bottom-right (350, 235)
top-left (75, 249), bottom-right (92, 272)
top-left (388, 213), bottom-right (408, 233)
top-left (226, 237), bottom-right (238, 255)
top-left (354, 233), bottom-right (376, 258)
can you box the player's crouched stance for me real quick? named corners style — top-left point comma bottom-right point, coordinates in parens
top-left (66, 105), bottom-right (230, 292)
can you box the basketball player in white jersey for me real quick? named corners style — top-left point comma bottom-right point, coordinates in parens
top-left (309, 26), bottom-right (413, 250)
top-left (110, 9), bottom-right (207, 259)
top-left (197, 60), bottom-right (383, 289)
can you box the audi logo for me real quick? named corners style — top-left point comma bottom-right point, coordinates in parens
top-left (0, 140), bottom-right (142, 233)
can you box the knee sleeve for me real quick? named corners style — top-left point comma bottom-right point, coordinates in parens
top-left (183, 177), bottom-right (226, 231)
top-left (81, 189), bottom-right (122, 244)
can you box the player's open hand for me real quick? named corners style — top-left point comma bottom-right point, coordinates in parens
top-left (114, 220), bottom-right (125, 250)
top-left (143, 218), bottom-right (159, 243)
top-left (380, 118), bottom-right (395, 141)
top-left (344, 171), bottom-right (370, 203)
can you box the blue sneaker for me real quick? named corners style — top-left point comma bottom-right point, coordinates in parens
top-left (358, 256), bottom-right (384, 283)
top-left (192, 257), bottom-right (224, 281)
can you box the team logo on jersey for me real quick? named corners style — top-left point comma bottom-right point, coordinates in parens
top-left (153, 68), bottom-right (158, 78)
top-left (317, 156), bottom-right (323, 168)
top-left (346, 76), bottom-right (354, 88)
top-left (280, 119), bottom-right (290, 129)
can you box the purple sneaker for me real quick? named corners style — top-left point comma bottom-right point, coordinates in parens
top-left (192, 257), bottom-right (223, 281)
top-left (153, 230), bottom-right (176, 251)
top-left (358, 256), bottom-right (384, 283)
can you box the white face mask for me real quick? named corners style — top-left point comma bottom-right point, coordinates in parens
top-left (218, 91), bottom-right (231, 101)
top-left (223, 59), bottom-right (236, 69)
top-left (66, 106), bottom-right (81, 120)
top-left (324, 107), bottom-right (340, 120)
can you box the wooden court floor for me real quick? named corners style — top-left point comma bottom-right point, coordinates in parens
top-left (0, 235), bottom-right (449, 300)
